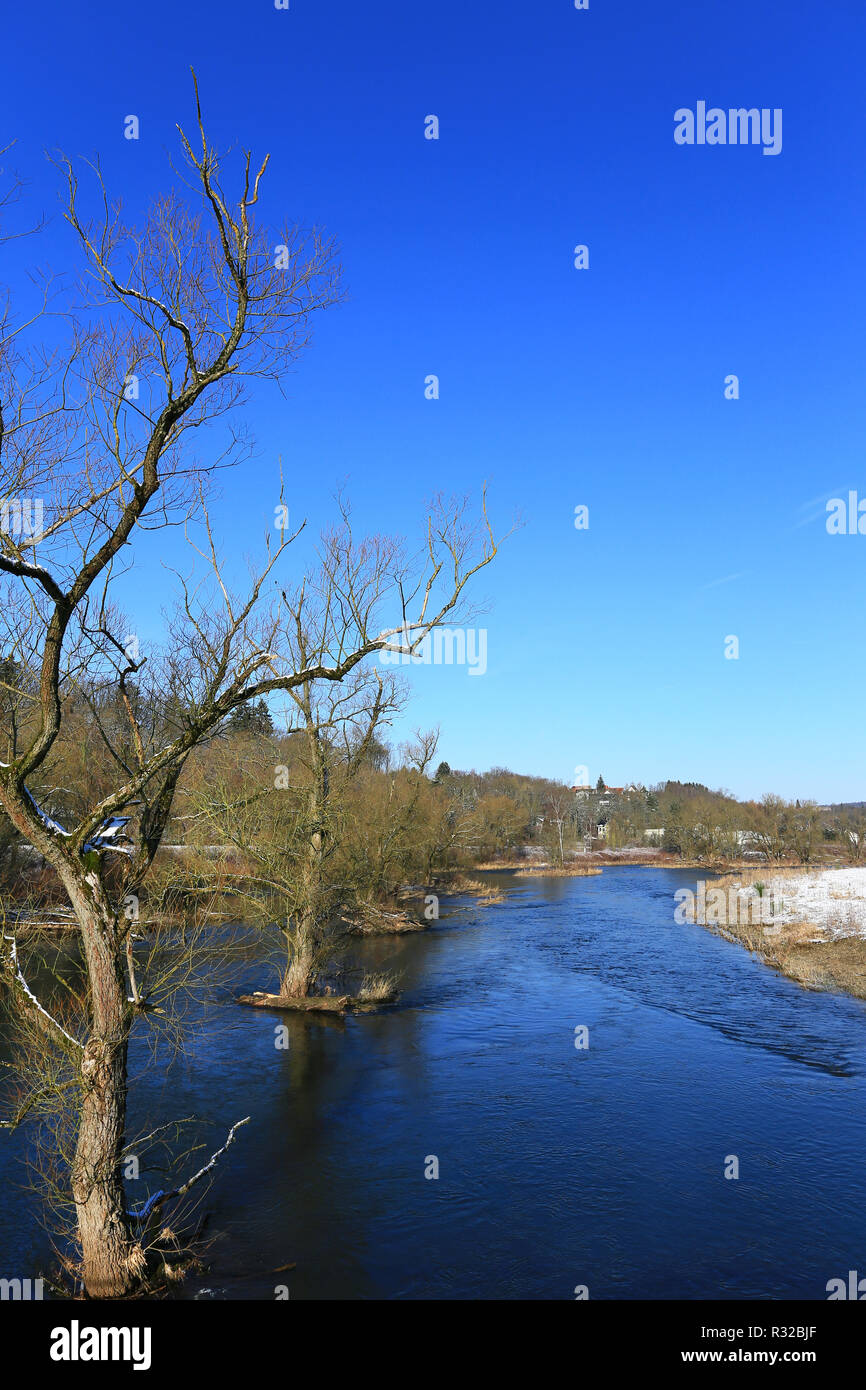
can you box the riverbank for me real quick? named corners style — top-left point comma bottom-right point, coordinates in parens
top-left (472, 850), bottom-right (769, 874)
top-left (474, 861), bottom-right (602, 878)
top-left (689, 865), bottom-right (866, 1000)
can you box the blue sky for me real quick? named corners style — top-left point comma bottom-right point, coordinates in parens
top-left (4, 0), bottom-right (866, 801)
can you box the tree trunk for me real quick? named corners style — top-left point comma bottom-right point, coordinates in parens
top-left (0, 795), bottom-right (140, 1296)
top-left (73, 1032), bottom-right (138, 1297)
top-left (279, 709), bottom-right (328, 1001)
top-left (66, 876), bottom-right (140, 1297)
top-left (280, 926), bottom-right (316, 999)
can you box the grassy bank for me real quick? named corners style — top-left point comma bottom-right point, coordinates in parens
top-left (688, 865), bottom-right (866, 1001)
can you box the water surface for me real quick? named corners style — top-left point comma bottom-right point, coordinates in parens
top-left (2, 866), bottom-right (865, 1299)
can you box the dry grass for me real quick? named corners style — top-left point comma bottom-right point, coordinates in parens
top-left (689, 870), bottom-right (866, 1000)
top-left (769, 934), bottom-right (866, 999)
top-left (447, 875), bottom-right (509, 902)
top-left (509, 864), bottom-right (602, 879)
top-left (356, 972), bottom-right (400, 1004)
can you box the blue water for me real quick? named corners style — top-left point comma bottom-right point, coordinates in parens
top-left (2, 866), bottom-right (866, 1299)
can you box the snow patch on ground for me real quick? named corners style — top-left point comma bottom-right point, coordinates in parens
top-left (759, 867), bottom-right (866, 939)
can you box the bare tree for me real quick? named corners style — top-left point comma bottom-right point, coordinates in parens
top-left (789, 800), bottom-right (821, 865)
top-left (0, 87), bottom-right (501, 1296)
top-left (188, 663), bottom-right (405, 1005)
top-left (542, 788), bottom-right (572, 866)
top-left (833, 808), bottom-right (865, 863)
top-left (750, 795), bottom-right (792, 864)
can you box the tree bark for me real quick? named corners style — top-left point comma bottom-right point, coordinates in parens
top-left (73, 1031), bottom-right (138, 1297)
top-left (279, 698), bottom-right (328, 1000)
top-left (65, 873), bottom-right (139, 1297)
top-left (280, 926), bottom-right (316, 999)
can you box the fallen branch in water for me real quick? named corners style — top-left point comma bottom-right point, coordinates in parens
top-left (129, 1115), bottom-right (251, 1227)
top-left (341, 904), bottom-right (424, 935)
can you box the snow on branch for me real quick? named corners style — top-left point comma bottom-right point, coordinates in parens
top-left (1, 933), bottom-right (83, 1052)
top-left (128, 1115), bottom-right (251, 1226)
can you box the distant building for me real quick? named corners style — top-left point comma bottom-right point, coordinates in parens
top-left (571, 783), bottom-right (642, 797)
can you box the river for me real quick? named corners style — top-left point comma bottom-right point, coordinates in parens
top-left (2, 866), bottom-right (865, 1299)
